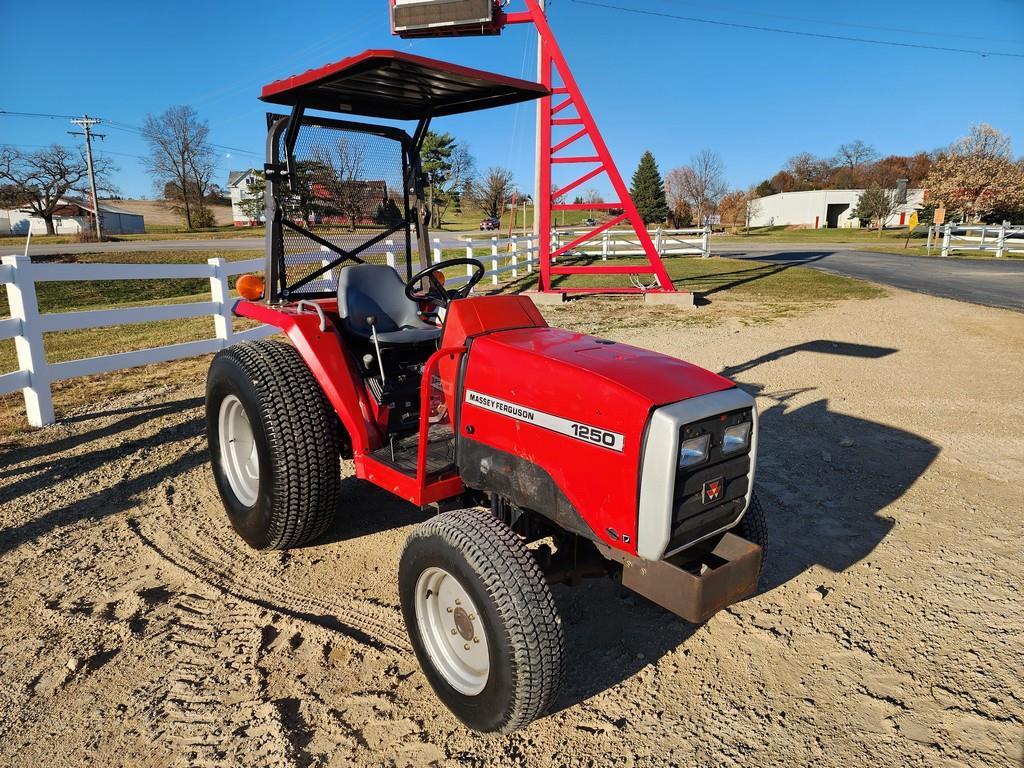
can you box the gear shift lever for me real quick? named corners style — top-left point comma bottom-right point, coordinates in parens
top-left (366, 315), bottom-right (386, 384)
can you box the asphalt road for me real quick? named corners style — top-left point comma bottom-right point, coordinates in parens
top-left (12, 236), bottom-right (1023, 312)
top-left (717, 244), bottom-right (1024, 312)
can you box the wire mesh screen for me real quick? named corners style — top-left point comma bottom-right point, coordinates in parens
top-left (276, 120), bottom-right (411, 297)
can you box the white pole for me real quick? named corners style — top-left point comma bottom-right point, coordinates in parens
top-left (654, 227), bottom-right (663, 255)
top-left (511, 236), bottom-right (519, 279)
top-left (208, 257), bottom-right (233, 347)
top-left (602, 231), bottom-right (609, 260)
top-left (526, 236), bottom-right (534, 273)
top-left (432, 237), bottom-right (442, 264)
top-left (385, 239), bottom-right (396, 271)
top-left (702, 226), bottom-right (710, 258)
top-left (533, 0), bottom-right (545, 241)
top-left (2, 255), bottom-right (54, 427)
top-left (996, 224), bottom-right (1006, 258)
top-left (465, 244), bottom-right (475, 287)
top-left (941, 223), bottom-right (951, 258)
top-left (491, 236), bottom-right (499, 286)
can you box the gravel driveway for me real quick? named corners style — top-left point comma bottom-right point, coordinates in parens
top-left (0, 288), bottom-right (1021, 767)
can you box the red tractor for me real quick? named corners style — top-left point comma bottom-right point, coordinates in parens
top-left (206, 50), bottom-right (767, 733)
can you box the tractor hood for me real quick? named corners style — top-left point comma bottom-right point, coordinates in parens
top-left (476, 327), bottom-right (733, 407)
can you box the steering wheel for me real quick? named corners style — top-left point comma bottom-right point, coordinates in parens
top-left (405, 258), bottom-right (485, 308)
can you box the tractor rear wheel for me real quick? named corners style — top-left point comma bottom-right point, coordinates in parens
top-left (398, 509), bottom-right (564, 733)
top-left (206, 340), bottom-right (341, 549)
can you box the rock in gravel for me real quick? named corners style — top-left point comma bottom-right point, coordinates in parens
top-left (66, 657), bottom-right (80, 673)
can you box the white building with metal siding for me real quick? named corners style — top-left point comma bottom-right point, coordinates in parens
top-left (3, 199), bottom-right (144, 235)
top-left (749, 188), bottom-right (925, 229)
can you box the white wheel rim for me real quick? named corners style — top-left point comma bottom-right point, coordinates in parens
top-left (218, 394), bottom-right (259, 507)
top-left (414, 567), bottom-right (490, 695)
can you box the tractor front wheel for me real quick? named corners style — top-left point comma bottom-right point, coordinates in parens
top-left (206, 340), bottom-right (341, 550)
top-left (399, 509), bottom-right (564, 733)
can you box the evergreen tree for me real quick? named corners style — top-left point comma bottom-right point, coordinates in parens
top-left (629, 150), bottom-right (668, 224)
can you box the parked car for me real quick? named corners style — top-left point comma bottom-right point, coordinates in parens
top-left (479, 216), bottom-right (500, 231)
top-left (583, 217), bottom-right (597, 227)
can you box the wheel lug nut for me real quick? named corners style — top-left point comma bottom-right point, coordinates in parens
top-left (468, 614), bottom-right (475, 620)
top-left (451, 628), bottom-right (457, 635)
top-left (464, 643), bottom-right (471, 651)
top-left (455, 599), bottom-right (461, 606)
top-left (473, 637), bottom-right (480, 644)
top-left (446, 607), bottom-right (453, 613)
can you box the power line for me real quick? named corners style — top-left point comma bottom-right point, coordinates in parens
top-left (571, 0), bottom-right (1024, 58)
top-left (655, 0), bottom-right (1023, 47)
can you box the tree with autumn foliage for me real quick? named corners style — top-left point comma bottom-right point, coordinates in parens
top-left (923, 124), bottom-right (1024, 223)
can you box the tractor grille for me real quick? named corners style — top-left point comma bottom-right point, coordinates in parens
top-left (271, 116), bottom-right (412, 299)
top-left (666, 408), bottom-right (752, 553)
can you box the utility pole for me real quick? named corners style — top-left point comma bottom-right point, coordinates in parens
top-left (69, 115), bottom-right (105, 241)
top-left (533, 0), bottom-right (545, 240)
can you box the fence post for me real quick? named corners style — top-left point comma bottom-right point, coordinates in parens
top-left (926, 224), bottom-right (933, 256)
top-left (511, 236), bottom-right (518, 279)
top-left (2, 255), bottom-right (54, 427)
top-left (208, 257), bottom-right (233, 348)
top-left (654, 227), bottom-right (663, 255)
top-left (490, 236), bottom-right (499, 285)
top-left (526, 236), bottom-right (534, 273)
top-left (432, 237), bottom-right (442, 264)
top-left (385, 240), bottom-right (396, 271)
top-left (941, 223), bottom-right (951, 258)
top-left (602, 231), bottom-right (609, 260)
top-left (996, 225), bottom-right (1006, 258)
top-left (702, 226), bottom-right (711, 258)
top-left (465, 244), bottom-right (475, 291)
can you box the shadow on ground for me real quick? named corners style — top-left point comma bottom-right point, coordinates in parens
top-left (0, 398), bottom-right (205, 557)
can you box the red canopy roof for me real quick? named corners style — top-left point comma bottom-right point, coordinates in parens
top-left (260, 49), bottom-right (548, 120)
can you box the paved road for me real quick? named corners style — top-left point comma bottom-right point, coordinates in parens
top-left (13, 236), bottom-right (1023, 311)
top-left (717, 245), bottom-right (1024, 312)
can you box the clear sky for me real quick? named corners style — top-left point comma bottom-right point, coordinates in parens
top-left (1, 0), bottom-right (1021, 199)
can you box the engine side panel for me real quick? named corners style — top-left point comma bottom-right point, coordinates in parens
top-left (458, 330), bottom-right (655, 555)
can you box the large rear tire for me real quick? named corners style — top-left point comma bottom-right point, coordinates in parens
top-left (399, 509), bottom-right (564, 733)
top-left (206, 340), bottom-right (341, 549)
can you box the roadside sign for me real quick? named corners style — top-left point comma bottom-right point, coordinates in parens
top-left (934, 207), bottom-right (946, 225)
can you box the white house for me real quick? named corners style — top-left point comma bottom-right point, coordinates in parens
top-left (3, 198), bottom-right (145, 236)
top-left (228, 169), bottom-right (265, 227)
top-left (748, 188), bottom-right (926, 229)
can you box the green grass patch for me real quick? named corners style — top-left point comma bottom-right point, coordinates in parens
top-left (715, 225), bottom-right (923, 244)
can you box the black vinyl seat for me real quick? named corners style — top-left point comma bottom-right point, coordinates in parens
top-left (337, 264), bottom-right (442, 345)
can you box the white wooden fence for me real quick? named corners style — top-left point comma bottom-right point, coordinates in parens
top-left (927, 223), bottom-right (1024, 258)
top-left (2, 228), bottom-right (697, 428)
top-left (0, 255), bottom-right (274, 427)
top-left (0, 240), bottom-right (544, 428)
top-left (455, 227), bottom-right (711, 259)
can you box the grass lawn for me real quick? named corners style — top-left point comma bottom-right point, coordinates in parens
top-left (0, 251), bottom-right (881, 440)
top-left (715, 225), bottom-right (922, 245)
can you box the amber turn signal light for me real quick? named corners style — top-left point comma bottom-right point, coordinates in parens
top-left (435, 270), bottom-right (446, 286)
top-left (236, 274), bottom-right (265, 301)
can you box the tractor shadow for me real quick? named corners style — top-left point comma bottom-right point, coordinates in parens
top-left (550, 339), bottom-right (940, 713)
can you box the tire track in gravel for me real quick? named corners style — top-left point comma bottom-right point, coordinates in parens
top-left (128, 501), bottom-right (411, 655)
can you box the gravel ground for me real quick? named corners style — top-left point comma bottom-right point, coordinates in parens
top-left (0, 288), bottom-right (1021, 767)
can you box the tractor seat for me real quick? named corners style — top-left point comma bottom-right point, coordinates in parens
top-left (337, 264), bottom-right (441, 345)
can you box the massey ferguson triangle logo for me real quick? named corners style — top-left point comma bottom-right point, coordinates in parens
top-left (702, 477), bottom-right (724, 504)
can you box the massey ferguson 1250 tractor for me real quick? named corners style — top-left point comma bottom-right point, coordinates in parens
top-left (205, 50), bottom-right (767, 733)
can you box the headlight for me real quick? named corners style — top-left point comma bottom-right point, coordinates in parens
top-left (678, 434), bottom-right (710, 468)
top-left (722, 422), bottom-right (751, 454)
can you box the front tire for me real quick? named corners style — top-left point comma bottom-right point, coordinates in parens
top-left (399, 510), bottom-right (564, 733)
top-left (206, 340), bottom-right (341, 549)
top-left (734, 493), bottom-right (768, 581)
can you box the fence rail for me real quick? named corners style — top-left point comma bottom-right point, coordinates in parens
top-left (451, 227), bottom-right (711, 259)
top-left (0, 255), bottom-right (274, 427)
top-left (2, 227), bottom-right (700, 428)
top-left (927, 223), bottom-right (1024, 258)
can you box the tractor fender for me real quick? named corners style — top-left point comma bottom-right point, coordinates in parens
top-left (233, 299), bottom-right (382, 453)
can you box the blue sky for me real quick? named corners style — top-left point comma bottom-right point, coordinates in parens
top-left (1, 0), bottom-right (1021, 199)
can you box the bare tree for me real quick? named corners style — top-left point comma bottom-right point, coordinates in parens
top-left (141, 106), bottom-right (217, 230)
top-left (466, 167), bottom-right (515, 219)
top-left (582, 187), bottom-right (602, 214)
top-left (0, 145), bottom-right (116, 235)
top-left (833, 140), bottom-right (879, 187)
top-left (785, 152), bottom-right (833, 190)
top-left (666, 149), bottom-right (728, 226)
